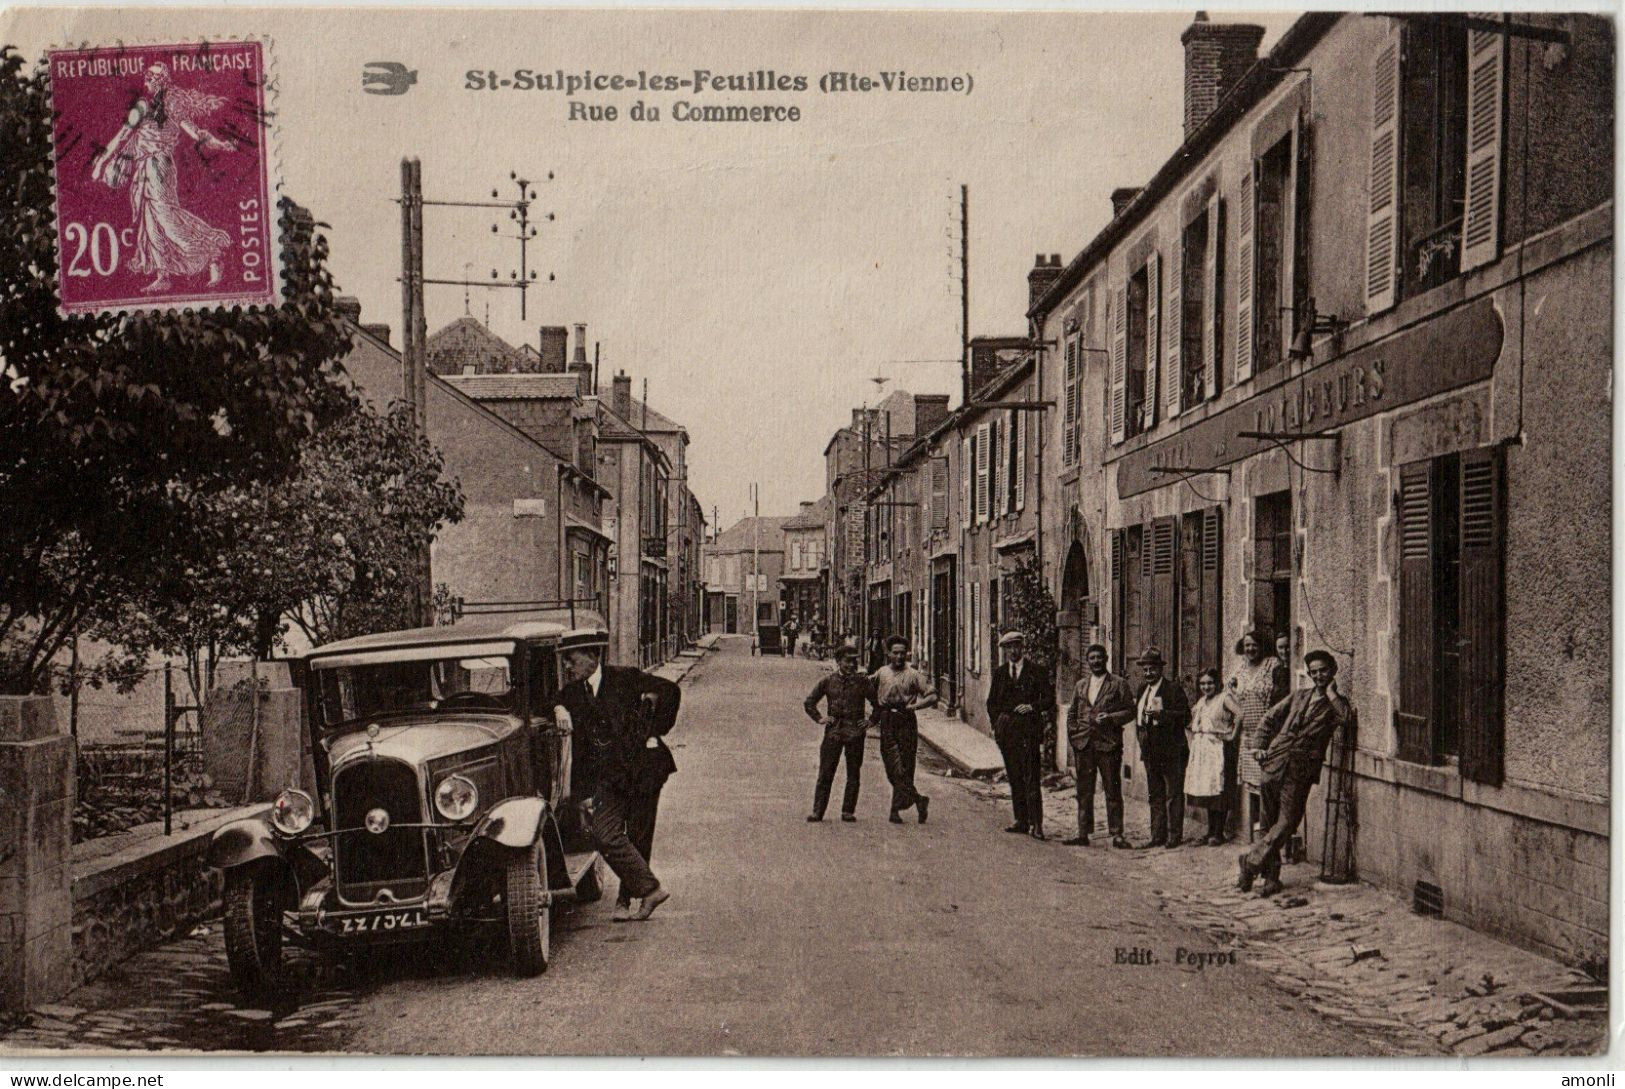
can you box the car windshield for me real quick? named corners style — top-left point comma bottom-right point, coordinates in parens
top-left (312, 654), bottom-right (516, 731)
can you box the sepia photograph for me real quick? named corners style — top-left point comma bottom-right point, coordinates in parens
top-left (0, 4), bottom-right (1613, 1061)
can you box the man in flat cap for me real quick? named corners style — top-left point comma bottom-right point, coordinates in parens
top-left (555, 633), bottom-right (680, 921)
top-left (1064, 643), bottom-right (1136, 848)
top-left (987, 629), bottom-right (1055, 839)
top-left (1133, 646), bottom-right (1191, 849)
top-left (803, 642), bottom-right (879, 822)
top-left (1239, 649), bottom-right (1356, 896)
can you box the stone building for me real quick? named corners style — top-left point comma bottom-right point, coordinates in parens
top-left (703, 517), bottom-right (786, 637)
top-left (779, 497), bottom-right (831, 634)
top-left (1030, 12), bottom-right (1611, 966)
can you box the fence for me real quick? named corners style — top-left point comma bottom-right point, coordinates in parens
top-left (61, 657), bottom-right (281, 843)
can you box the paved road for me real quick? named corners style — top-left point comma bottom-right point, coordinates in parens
top-left (344, 638), bottom-right (1377, 1057)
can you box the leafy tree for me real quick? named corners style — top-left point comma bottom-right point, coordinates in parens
top-left (1002, 556), bottom-right (1062, 769)
top-left (0, 48), bottom-right (355, 692)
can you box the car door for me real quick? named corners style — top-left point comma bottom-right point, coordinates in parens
top-left (526, 641), bottom-right (569, 802)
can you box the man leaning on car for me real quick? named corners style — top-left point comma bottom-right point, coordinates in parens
top-left (553, 631), bottom-right (679, 922)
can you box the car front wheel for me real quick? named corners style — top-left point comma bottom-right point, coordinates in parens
top-left (504, 841), bottom-right (551, 976)
top-left (222, 864), bottom-right (289, 999)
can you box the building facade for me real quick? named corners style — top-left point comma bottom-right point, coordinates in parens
top-left (1032, 12), bottom-right (1611, 966)
top-left (703, 517), bottom-right (785, 636)
top-left (779, 497), bottom-right (831, 635)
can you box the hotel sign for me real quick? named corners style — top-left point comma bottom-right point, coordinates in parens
top-left (1117, 299), bottom-right (1503, 497)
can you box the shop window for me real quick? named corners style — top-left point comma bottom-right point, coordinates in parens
top-left (1395, 447), bottom-right (1505, 784)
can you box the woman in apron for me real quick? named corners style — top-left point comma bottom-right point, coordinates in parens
top-left (1186, 669), bottom-right (1241, 845)
top-left (1228, 631), bottom-right (1282, 836)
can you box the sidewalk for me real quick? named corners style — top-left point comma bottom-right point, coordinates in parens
top-left (914, 703), bottom-right (1004, 777)
top-left (954, 771), bottom-right (1606, 1057)
top-left (652, 638), bottom-right (717, 685)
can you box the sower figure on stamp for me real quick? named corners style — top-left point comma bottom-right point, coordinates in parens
top-left (1133, 647), bottom-right (1191, 850)
top-left (803, 644), bottom-right (878, 822)
top-left (1238, 650), bottom-right (1356, 897)
top-left (987, 630), bottom-right (1055, 840)
top-left (1063, 643), bottom-right (1136, 848)
top-left (871, 635), bottom-right (936, 825)
top-left (554, 633), bottom-right (673, 922)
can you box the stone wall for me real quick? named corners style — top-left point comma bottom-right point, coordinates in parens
top-left (0, 695), bottom-right (74, 1012)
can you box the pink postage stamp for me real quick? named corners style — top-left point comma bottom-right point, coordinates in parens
top-left (46, 40), bottom-right (280, 316)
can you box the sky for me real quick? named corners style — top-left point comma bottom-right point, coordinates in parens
top-left (6, 6), bottom-right (1294, 531)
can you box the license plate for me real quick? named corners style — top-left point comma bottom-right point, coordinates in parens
top-left (336, 908), bottom-right (428, 934)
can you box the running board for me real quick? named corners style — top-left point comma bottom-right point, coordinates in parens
top-left (551, 850), bottom-right (601, 901)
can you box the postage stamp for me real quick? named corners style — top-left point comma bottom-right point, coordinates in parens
top-left (45, 40), bottom-right (280, 316)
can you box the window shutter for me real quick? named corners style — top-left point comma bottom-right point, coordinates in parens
top-left (989, 418), bottom-right (1002, 518)
top-left (975, 424), bottom-right (989, 524)
top-left (1292, 115), bottom-right (1313, 337)
top-left (1144, 250), bottom-right (1161, 430)
top-left (960, 437), bottom-right (971, 529)
top-left (1015, 408), bottom-right (1026, 511)
top-left (931, 457), bottom-right (948, 533)
top-left (1201, 505), bottom-right (1224, 681)
top-left (1235, 167), bottom-right (1256, 381)
top-left (1166, 237), bottom-right (1182, 418)
top-left (1458, 447), bottom-right (1505, 785)
top-left (1461, 16), bottom-right (1506, 272)
top-left (1062, 338), bottom-right (1079, 468)
top-left (1109, 286), bottom-right (1128, 443)
top-left (1203, 194), bottom-right (1224, 400)
top-left (1110, 529), bottom-right (1126, 674)
top-left (1151, 516), bottom-right (1178, 660)
top-left (1395, 460), bottom-right (1437, 765)
top-left (1366, 25), bottom-right (1403, 315)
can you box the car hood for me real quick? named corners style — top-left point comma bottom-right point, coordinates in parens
top-left (326, 715), bottom-right (519, 769)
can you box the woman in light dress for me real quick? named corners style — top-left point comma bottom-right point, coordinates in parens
top-left (1186, 668), bottom-right (1241, 845)
top-left (1228, 630), bottom-right (1287, 826)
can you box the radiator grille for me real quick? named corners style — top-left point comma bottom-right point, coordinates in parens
top-left (334, 759), bottom-right (429, 903)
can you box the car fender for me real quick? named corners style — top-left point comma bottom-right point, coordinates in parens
top-left (208, 817), bottom-right (284, 871)
top-left (472, 796), bottom-right (548, 849)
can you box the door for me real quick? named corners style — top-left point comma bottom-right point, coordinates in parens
top-left (725, 596), bottom-right (738, 634)
top-left (932, 561), bottom-right (957, 709)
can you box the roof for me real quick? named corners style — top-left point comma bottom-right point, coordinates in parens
top-left (442, 372), bottom-right (581, 400)
top-left (1029, 14), bottom-right (1338, 320)
top-left (781, 495), bottom-right (832, 531)
top-left (307, 617), bottom-right (571, 659)
top-left (710, 516), bottom-right (787, 552)
top-left (625, 395), bottom-right (684, 436)
top-left (426, 315), bottom-right (532, 376)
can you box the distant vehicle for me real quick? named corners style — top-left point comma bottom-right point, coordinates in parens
top-left (207, 618), bottom-right (606, 996)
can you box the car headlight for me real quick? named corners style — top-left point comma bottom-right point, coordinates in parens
top-left (271, 789), bottom-right (314, 835)
top-left (434, 774), bottom-right (479, 821)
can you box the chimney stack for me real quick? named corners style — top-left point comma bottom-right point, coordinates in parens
top-left (538, 326), bottom-right (568, 373)
top-left (1027, 254), bottom-right (1064, 309)
top-left (1181, 13), bottom-right (1265, 140)
top-left (333, 295), bottom-right (362, 325)
top-left (612, 370), bottom-right (633, 420)
top-left (1110, 188), bottom-right (1142, 218)
top-left (361, 322), bottom-right (391, 345)
top-left (569, 323), bottom-right (593, 396)
top-left (914, 393), bottom-right (951, 437)
top-left (572, 323), bottom-right (589, 365)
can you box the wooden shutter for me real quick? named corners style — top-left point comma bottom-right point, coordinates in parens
top-left (1461, 16), bottom-right (1506, 272)
top-left (931, 457), bottom-right (948, 533)
top-left (1458, 447), bottom-right (1505, 785)
top-left (1144, 251), bottom-right (1161, 430)
top-left (1178, 513), bottom-right (1203, 697)
top-left (960, 437), bottom-right (971, 529)
top-left (989, 418), bottom-right (1002, 518)
top-left (1395, 460), bottom-right (1437, 765)
top-left (1366, 24), bottom-right (1403, 315)
top-left (1235, 168), bottom-right (1256, 381)
top-left (1292, 115), bottom-right (1313, 338)
top-left (1109, 286), bottom-right (1128, 443)
top-left (1151, 516), bottom-right (1178, 659)
top-left (1201, 505), bottom-right (1224, 683)
top-left (1015, 408), bottom-right (1026, 511)
top-left (1110, 529), bottom-right (1125, 674)
top-left (1166, 236), bottom-right (1183, 418)
top-left (1204, 195), bottom-right (1223, 401)
top-left (1063, 338), bottom-right (1079, 467)
top-left (974, 424), bottom-right (989, 524)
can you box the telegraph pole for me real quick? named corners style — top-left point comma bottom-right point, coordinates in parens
top-left (751, 482), bottom-right (761, 635)
top-left (960, 183), bottom-right (970, 409)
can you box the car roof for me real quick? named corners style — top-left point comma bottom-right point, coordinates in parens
top-left (307, 616), bottom-right (582, 659)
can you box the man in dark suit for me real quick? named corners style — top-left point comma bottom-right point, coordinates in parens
top-left (986, 630), bottom-right (1055, 840)
top-left (1133, 646), bottom-right (1191, 849)
top-left (1064, 643), bottom-right (1137, 848)
top-left (555, 632), bottom-right (680, 922)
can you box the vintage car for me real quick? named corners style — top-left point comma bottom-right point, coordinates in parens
top-left (207, 618), bottom-right (607, 996)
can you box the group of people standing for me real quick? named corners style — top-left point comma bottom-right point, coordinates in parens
top-left (802, 622), bottom-right (1356, 898)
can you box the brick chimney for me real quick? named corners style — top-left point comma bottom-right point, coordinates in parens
top-left (538, 326), bottom-right (568, 373)
top-left (1027, 254), bottom-right (1064, 309)
top-left (612, 370), bottom-right (633, 420)
top-left (1110, 188), bottom-right (1142, 218)
top-left (571, 323), bottom-right (593, 397)
top-left (1181, 13), bottom-right (1265, 140)
top-left (914, 393), bottom-right (950, 437)
top-left (361, 322), bottom-right (391, 345)
top-left (333, 295), bottom-right (362, 325)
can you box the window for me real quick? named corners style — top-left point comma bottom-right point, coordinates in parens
top-left (1110, 255), bottom-right (1160, 443)
top-left (1251, 491), bottom-right (1292, 641)
top-left (1178, 198), bottom-right (1224, 411)
top-left (1109, 508), bottom-right (1223, 692)
top-left (1395, 447), bottom-right (1505, 784)
top-left (1367, 17), bottom-right (1504, 314)
top-left (1126, 263), bottom-right (1150, 437)
top-left (1252, 134), bottom-right (1294, 374)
